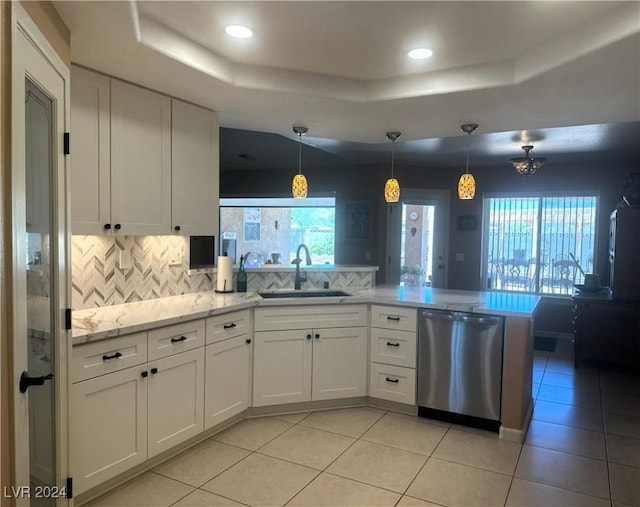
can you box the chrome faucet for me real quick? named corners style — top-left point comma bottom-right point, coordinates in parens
top-left (293, 243), bottom-right (312, 290)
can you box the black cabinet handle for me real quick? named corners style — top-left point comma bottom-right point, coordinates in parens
top-left (223, 323), bottom-right (237, 330)
top-left (385, 377), bottom-right (400, 383)
top-left (141, 371), bottom-right (148, 378)
top-left (171, 336), bottom-right (187, 343)
top-left (315, 333), bottom-right (320, 339)
top-left (246, 338), bottom-right (252, 344)
top-left (174, 225), bottom-right (181, 231)
top-left (102, 352), bottom-right (122, 361)
top-left (114, 223), bottom-right (121, 230)
top-left (104, 223), bottom-right (111, 230)
top-left (386, 342), bottom-right (400, 347)
top-left (150, 367), bottom-right (158, 375)
top-left (307, 334), bottom-right (312, 340)
top-left (387, 316), bottom-right (400, 321)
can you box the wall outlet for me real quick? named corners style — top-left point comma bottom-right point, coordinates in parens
top-left (456, 253), bottom-right (465, 262)
top-left (119, 249), bottom-right (132, 269)
top-left (168, 247), bottom-right (181, 266)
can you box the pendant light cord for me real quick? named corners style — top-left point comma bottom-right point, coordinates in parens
top-left (298, 133), bottom-right (302, 175)
top-left (391, 139), bottom-right (396, 178)
top-left (465, 132), bottom-right (471, 174)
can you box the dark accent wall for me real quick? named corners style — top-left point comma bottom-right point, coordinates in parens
top-left (222, 157), bottom-right (636, 290)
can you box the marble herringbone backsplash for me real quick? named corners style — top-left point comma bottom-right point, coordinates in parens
top-left (72, 236), bottom-right (213, 310)
top-left (72, 236), bottom-right (376, 310)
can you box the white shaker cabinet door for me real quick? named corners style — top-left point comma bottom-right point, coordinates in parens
top-left (70, 66), bottom-right (111, 234)
top-left (110, 79), bottom-right (171, 235)
top-left (312, 326), bottom-right (367, 401)
top-left (253, 330), bottom-right (312, 407)
top-left (204, 334), bottom-right (251, 429)
top-left (147, 348), bottom-right (205, 458)
top-left (70, 366), bottom-right (148, 495)
top-left (171, 99), bottom-right (219, 236)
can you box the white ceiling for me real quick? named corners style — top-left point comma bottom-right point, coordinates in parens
top-left (54, 0), bottom-right (640, 164)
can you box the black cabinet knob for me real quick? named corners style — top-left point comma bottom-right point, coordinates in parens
top-left (150, 367), bottom-right (158, 375)
top-left (315, 333), bottom-right (320, 339)
top-left (104, 223), bottom-right (111, 230)
top-left (141, 371), bottom-right (148, 378)
top-left (246, 338), bottom-right (252, 344)
top-left (306, 334), bottom-right (312, 340)
top-left (174, 225), bottom-right (181, 232)
top-left (114, 224), bottom-right (121, 230)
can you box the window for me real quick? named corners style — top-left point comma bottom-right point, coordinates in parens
top-left (220, 197), bottom-right (335, 265)
top-left (483, 194), bottom-right (598, 295)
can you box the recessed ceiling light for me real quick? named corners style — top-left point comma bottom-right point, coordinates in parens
top-left (408, 48), bottom-right (433, 60)
top-left (225, 25), bottom-right (253, 39)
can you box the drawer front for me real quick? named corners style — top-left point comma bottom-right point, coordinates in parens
top-left (369, 363), bottom-right (416, 405)
top-left (371, 305), bottom-right (417, 333)
top-left (370, 328), bottom-right (417, 368)
top-left (255, 305), bottom-right (367, 331)
top-left (148, 319), bottom-right (205, 361)
top-left (206, 309), bottom-right (251, 344)
top-left (72, 332), bottom-right (147, 383)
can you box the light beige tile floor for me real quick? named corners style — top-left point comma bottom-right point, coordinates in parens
top-left (85, 339), bottom-right (640, 506)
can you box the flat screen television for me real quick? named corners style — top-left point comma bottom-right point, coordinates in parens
top-left (189, 236), bottom-right (216, 269)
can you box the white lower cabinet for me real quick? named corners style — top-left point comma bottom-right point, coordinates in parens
top-left (253, 305), bottom-right (368, 407)
top-left (204, 334), bottom-right (251, 429)
top-left (369, 305), bottom-right (418, 406)
top-left (147, 348), bottom-right (205, 457)
top-left (70, 365), bottom-right (148, 494)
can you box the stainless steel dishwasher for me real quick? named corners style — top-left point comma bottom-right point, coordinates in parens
top-left (418, 308), bottom-right (504, 432)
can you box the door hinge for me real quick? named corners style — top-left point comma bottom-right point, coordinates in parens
top-left (64, 132), bottom-right (70, 155)
top-left (65, 308), bottom-right (72, 330)
top-left (65, 477), bottom-right (73, 499)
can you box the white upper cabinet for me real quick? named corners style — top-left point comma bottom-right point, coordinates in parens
top-left (171, 99), bottom-right (219, 236)
top-left (70, 66), bottom-right (111, 234)
top-left (110, 79), bottom-right (172, 235)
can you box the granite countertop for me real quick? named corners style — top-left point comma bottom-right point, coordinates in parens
top-left (72, 286), bottom-right (540, 345)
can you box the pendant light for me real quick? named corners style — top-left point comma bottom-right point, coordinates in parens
top-left (384, 131), bottom-right (401, 202)
top-left (458, 123), bottom-right (478, 200)
top-left (292, 126), bottom-right (308, 198)
top-left (510, 145), bottom-right (546, 176)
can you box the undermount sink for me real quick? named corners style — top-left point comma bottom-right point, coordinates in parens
top-left (259, 290), bottom-right (351, 299)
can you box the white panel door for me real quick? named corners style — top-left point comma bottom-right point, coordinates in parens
top-left (171, 99), bottom-right (219, 236)
top-left (253, 330), bottom-right (312, 406)
top-left (311, 327), bottom-right (367, 401)
top-left (111, 79), bottom-right (171, 235)
top-left (147, 348), bottom-right (204, 458)
top-left (70, 65), bottom-right (111, 234)
top-left (204, 335), bottom-right (250, 429)
top-left (70, 366), bottom-right (148, 495)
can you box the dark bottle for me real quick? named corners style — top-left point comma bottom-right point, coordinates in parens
top-left (237, 255), bottom-right (247, 293)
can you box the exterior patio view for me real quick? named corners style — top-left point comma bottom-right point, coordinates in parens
top-left (483, 195), bottom-right (597, 294)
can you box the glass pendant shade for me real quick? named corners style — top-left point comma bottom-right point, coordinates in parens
top-left (384, 178), bottom-right (400, 202)
top-left (292, 173), bottom-right (308, 198)
top-left (458, 173), bottom-right (476, 199)
top-left (291, 126), bottom-right (308, 198)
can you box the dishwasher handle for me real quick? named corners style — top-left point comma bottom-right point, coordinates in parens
top-left (421, 310), bottom-right (500, 326)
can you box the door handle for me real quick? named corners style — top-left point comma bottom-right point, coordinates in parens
top-left (385, 377), bottom-right (399, 384)
top-left (19, 372), bottom-right (53, 393)
top-left (223, 323), bottom-right (237, 330)
top-left (170, 336), bottom-right (187, 343)
top-left (386, 342), bottom-right (400, 347)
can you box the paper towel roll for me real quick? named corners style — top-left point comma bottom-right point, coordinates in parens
top-left (216, 256), bottom-right (233, 292)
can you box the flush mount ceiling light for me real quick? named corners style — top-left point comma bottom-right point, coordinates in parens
top-left (292, 126), bottom-right (308, 199)
top-left (510, 145), bottom-right (547, 176)
top-left (225, 25), bottom-right (253, 38)
top-left (384, 131), bottom-right (401, 203)
top-left (408, 48), bottom-right (433, 59)
top-left (458, 123), bottom-right (478, 200)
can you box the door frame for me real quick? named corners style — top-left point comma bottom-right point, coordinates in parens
top-left (385, 189), bottom-right (450, 287)
top-left (11, 3), bottom-right (70, 504)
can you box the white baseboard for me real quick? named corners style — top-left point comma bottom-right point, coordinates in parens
top-left (499, 398), bottom-right (534, 443)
